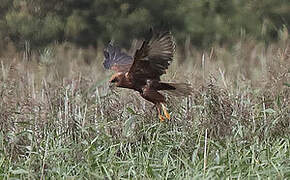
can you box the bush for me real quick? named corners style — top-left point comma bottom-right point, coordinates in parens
top-left (0, 0), bottom-right (289, 51)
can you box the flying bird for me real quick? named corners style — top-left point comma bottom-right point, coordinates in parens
top-left (103, 30), bottom-right (192, 121)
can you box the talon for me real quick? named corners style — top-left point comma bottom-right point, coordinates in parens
top-left (157, 103), bottom-right (166, 122)
top-left (164, 111), bottom-right (170, 120)
top-left (159, 114), bottom-right (166, 122)
top-left (161, 103), bottom-right (170, 120)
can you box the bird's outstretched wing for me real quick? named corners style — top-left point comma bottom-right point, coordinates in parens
top-left (103, 42), bottom-right (134, 72)
top-left (128, 30), bottom-right (176, 81)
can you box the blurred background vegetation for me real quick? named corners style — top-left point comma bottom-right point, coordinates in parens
top-left (0, 0), bottom-right (289, 54)
top-left (0, 1), bottom-right (289, 178)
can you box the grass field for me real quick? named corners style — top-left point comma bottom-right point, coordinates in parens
top-left (0, 38), bottom-right (289, 179)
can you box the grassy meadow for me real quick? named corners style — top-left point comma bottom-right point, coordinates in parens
top-left (0, 37), bottom-right (289, 179)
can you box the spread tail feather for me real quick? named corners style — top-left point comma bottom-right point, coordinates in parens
top-left (160, 82), bottom-right (193, 97)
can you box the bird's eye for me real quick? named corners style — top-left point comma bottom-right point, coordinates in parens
top-left (111, 78), bottom-right (118, 83)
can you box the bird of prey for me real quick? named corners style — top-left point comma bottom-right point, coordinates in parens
top-left (103, 30), bottom-right (192, 121)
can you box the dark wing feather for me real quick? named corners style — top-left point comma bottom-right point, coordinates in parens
top-left (103, 42), bottom-right (134, 72)
top-left (128, 30), bottom-right (175, 81)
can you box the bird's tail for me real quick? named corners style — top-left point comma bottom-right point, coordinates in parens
top-left (159, 82), bottom-right (193, 97)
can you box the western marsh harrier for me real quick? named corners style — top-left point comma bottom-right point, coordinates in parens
top-left (103, 30), bottom-right (192, 121)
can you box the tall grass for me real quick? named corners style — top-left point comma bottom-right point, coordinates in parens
top-left (0, 38), bottom-right (289, 179)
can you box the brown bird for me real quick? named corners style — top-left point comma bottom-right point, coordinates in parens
top-left (103, 30), bottom-right (192, 121)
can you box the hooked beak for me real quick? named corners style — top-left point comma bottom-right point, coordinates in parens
top-left (109, 82), bottom-right (116, 89)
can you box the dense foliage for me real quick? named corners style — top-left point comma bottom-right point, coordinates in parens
top-left (0, 0), bottom-right (289, 50)
top-left (0, 37), bottom-right (289, 179)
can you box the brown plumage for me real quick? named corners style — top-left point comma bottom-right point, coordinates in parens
top-left (103, 29), bottom-right (192, 121)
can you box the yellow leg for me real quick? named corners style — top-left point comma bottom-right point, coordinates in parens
top-left (157, 105), bottom-right (166, 122)
top-left (159, 114), bottom-right (166, 122)
top-left (161, 103), bottom-right (170, 120)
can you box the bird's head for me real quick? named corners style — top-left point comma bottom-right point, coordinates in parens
top-left (109, 72), bottom-right (125, 88)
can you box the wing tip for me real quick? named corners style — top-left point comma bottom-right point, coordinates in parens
top-left (103, 42), bottom-right (133, 71)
